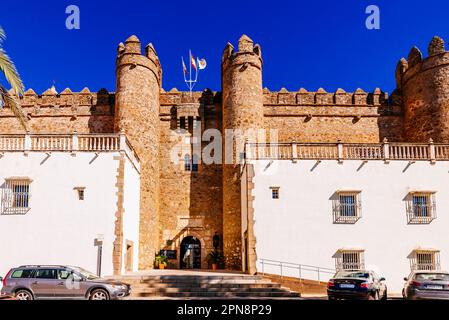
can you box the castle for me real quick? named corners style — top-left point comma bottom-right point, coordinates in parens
top-left (1, 34), bottom-right (449, 282)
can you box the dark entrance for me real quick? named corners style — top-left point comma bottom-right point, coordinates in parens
top-left (180, 236), bottom-right (201, 269)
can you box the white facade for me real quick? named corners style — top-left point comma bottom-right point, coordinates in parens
top-left (246, 157), bottom-right (449, 293)
top-left (0, 134), bottom-right (140, 279)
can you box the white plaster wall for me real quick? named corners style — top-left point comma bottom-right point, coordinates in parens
top-left (0, 152), bottom-right (125, 279)
top-left (121, 158), bottom-right (140, 273)
top-left (251, 159), bottom-right (449, 293)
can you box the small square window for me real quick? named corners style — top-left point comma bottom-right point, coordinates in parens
top-left (74, 187), bottom-right (85, 200)
top-left (409, 250), bottom-right (440, 271)
top-left (332, 191), bottom-right (362, 224)
top-left (335, 249), bottom-right (365, 271)
top-left (270, 187), bottom-right (280, 199)
top-left (406, 192), bottom-right (436, 224)
top-left (1, 178), bottom-right (32, 215)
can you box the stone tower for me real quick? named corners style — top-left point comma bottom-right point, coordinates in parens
top-left (398, 36), bottom-right (449, 142)
top-left (115, 35), bottom-right (162, 270)
top-left (221, 35), bottom-right (264, 270)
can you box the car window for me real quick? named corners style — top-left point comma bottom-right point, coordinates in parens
top-left (11, 269), bottom-right (34, 278)
top-left (414, 273), bottom-right (449, 281)
top-left (335, 271), bottom-right (370, 279)
top-left (57, 269), bottom-right (71, 280)
top-left (34, 269), bottom-right (57, 279)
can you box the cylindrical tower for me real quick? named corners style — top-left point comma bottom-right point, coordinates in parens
top-left (221, 35), bottom-right (264, 271)
top-left (398, 36), bottom-right (449, 142)
top-left (115, 35), bottom-right (162, 270)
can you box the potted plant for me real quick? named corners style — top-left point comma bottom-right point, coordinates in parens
top-left (207, 250), bottom-right (224, 271)
top-left (155, 254), bottom-right (168, 270)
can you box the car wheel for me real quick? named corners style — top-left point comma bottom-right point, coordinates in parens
top-left (89, 289), bottom-right (110, 300)
top-left (15, 290), bottom-right (34, 300)
top-left (369, 291), bottom-right (380, 300)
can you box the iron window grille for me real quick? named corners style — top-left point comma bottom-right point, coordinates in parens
top-left (270, 187), bottom-right (280, 199)
top-left (335, 250), bottom-right (365, 271)
top-left (1, 178), bottom-right (32, 215)
top-left (406, 192), bottom-right (436, 224)
top-left (333, 191), bottom-right (362, 224)
top-left (409, 250), bottom-right (441, 271)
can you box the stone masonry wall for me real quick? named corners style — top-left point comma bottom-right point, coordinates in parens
top-left (114, 36), bottom-right (161, 270)
top-left (399, 36), bottom-right (449, 143)
top-left (221, 35), bottom-right (265, 270)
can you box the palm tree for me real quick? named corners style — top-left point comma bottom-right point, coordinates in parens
top-left (0, 26), bottom-right (27, 129)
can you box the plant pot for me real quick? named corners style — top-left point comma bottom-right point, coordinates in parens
top-left (212, 264), bottom-right (218, 271)
top-left (159, 264), bottom-right (165, 270)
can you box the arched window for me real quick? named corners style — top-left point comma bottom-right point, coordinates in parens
top-left (192, 155), bottom-right (199, 172)
top-left (184, 154), bottom-right (191, 171)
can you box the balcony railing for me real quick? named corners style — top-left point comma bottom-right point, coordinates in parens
top-left (245, 139), bottom-right (449, 162)
top-left (0, 133), bottom-right (140, 170)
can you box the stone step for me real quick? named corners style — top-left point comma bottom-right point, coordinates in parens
top-left (131, 291), bottom-right (301, 298)
top-left (131, 282), bottom-right (282, 289)
top-left (113, 273), bottom-right (300, 299)
top-left (114, 276), bottom-right (264, 283)
top-left (130, 287), bottom-right (289, 294)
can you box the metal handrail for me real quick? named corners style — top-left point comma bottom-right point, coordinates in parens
top-left (258, 259), bottom-right (335, 283)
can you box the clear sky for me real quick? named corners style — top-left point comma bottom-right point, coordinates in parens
top-left (0, 0), bottom-right (448, 94)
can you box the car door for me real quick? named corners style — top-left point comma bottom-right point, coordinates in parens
top-left (29, 268), bottom-right (58, 299)
top-left (54, 269), bottom-right (77, 299)
top-left (54, 269), bottom-right (88, 299)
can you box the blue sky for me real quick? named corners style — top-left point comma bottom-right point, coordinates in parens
top-left (0, 0), bottom-right (448, 94)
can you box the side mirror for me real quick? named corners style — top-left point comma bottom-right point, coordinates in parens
top-left (0, 276), bottom-right (3, 282)
top-left (403, 277), bottom-right (408, 281)
top-left (380, 277), bottom-right (386, 282)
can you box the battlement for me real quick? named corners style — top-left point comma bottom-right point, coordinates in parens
top-left (116, 35), bottom-right (162, 87)
top-left (396, 36), bottom-right (449, 87)
top-left (262, 88), bottom-right (391, 106)
top-left (1, 87), bottom-right (114, 120)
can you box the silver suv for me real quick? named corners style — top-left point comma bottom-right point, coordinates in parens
top-left (0, 265), bottom-right (130, 300)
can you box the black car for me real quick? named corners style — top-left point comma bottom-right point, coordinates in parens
top-left (403, 271), bottom-right (449, 300)
top-left (327, 270), bottom-right (387, 300)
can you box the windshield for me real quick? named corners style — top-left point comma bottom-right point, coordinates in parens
top-left (414, 273), bottom-right (449, 281)
top-left (69, 267), bottom-right (99, 280)
top-left (335, 271), bottom-right (370, 279)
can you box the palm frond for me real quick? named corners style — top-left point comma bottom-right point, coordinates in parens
top-left (0, 48), bottom-right (24, 96)
top-left (0, 86), bottom-right (27, 130)
top-left (0, 26), bottom-right (5, 42)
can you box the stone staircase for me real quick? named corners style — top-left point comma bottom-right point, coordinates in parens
top-left (109, 271), bottom-right (301, 299)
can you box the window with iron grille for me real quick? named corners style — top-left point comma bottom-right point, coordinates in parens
top-left (1, 178), bottom-right (32, 215)
top-left (184, 154), bottom-right (191, 171)
top-left (406, 192), bottom-right (436, 224)
top-left (335, 250), bottom-right (365, 271)
top-left (333, 191), bottom-right (362, 224)
top-left (409, 250), bottom-right (440, 271)
top-left (270, 187), bottom-right (280, 199)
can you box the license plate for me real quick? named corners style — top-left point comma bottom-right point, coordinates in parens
top-left (426, 285), bottom-right (443, 290)
top-left (340, 284), bottom-right (355, 289)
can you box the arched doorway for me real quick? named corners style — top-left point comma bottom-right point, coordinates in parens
top-left (180, 236), bottom-right (201, 269)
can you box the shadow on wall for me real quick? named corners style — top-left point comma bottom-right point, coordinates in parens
top-left (376, 89), bottom-right (404, 142)
top-left (87, 89), bottom-right (116, 134)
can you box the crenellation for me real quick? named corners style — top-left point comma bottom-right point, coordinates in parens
top-left (315, 88), bottom-right (333, 105)
top-left (262, 88), bottom-right (392, 107)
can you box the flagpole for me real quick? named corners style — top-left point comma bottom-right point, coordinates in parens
top-left (189, 49), bottom-right (192, 97)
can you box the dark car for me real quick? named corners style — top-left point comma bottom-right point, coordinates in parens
top-left (0, 265), bottom-right (130, 300)
top-left (327, 270), bottom-right (387, 300)
top-left (403, 271), bottom-right (449, 300)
